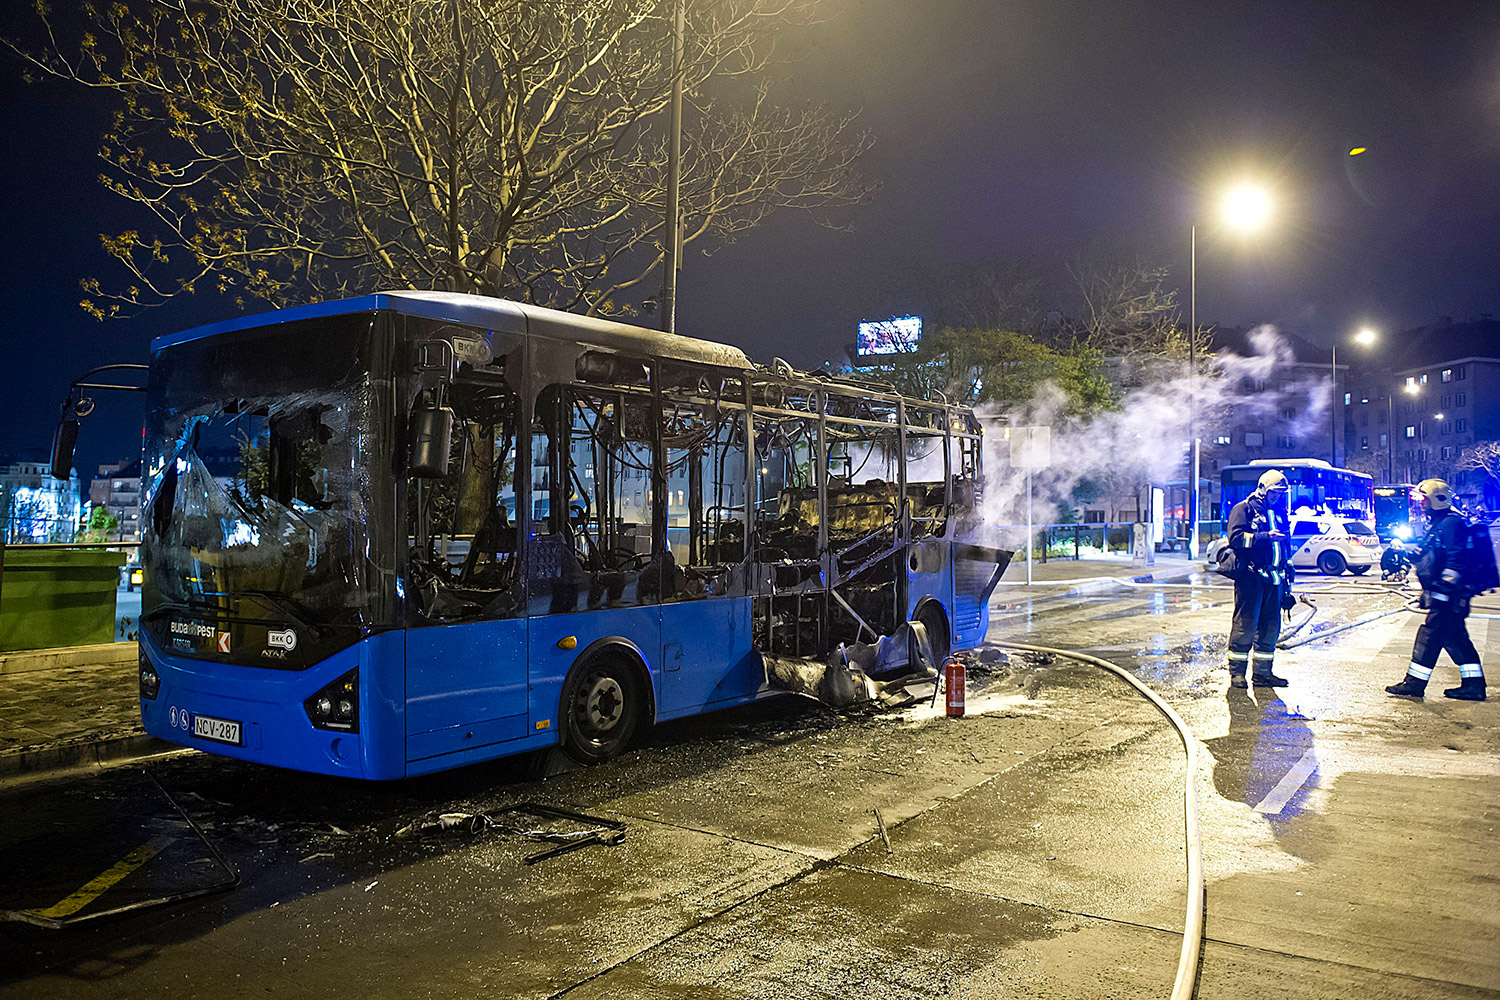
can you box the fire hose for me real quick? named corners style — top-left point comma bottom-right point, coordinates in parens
top-left (990, 640), bottom-right (1203, 1000)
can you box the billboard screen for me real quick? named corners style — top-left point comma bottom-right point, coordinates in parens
top-left (856, 315), bottom-right (922, 356)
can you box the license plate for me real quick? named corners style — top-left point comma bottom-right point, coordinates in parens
top-left (191, 714), bottom-right (243, 746)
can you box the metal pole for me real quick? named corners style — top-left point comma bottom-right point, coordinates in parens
top-left (1387, 394), bottom-right (1394, 484)
top-left (1330, 342), bottom-right (1337, 465)
top-left (661, 0), bottom-right (685, 335)
top-left (1026, 428), bottom-right (1034, 585)
top-left (1188, 224), bottom-right (1198, 560)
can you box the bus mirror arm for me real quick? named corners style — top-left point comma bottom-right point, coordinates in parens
top-left (47, 362), bottom-right (149, 480)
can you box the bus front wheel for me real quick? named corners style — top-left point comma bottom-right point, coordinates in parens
top-left (560, 655), bottom-right (643, 764)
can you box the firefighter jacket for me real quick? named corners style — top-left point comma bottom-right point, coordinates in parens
top-left (1413, 507), bottom-right (1467, 605)
top-left (1226, 492), bottom-right (1292, 586)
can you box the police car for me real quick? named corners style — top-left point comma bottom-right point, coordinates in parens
top-left (1207, 508), bottom-right (1379, 576)
top-left (1285, 511), bottom-right (1378, 576)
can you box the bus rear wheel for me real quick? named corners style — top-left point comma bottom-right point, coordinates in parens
top-left (560, 655), bottom-right (643, 765)
top-left (914, 602), bottom-right (951, 665)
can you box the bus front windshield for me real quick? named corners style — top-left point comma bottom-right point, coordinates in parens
top-left (140, 313), bottom-right (398, 652)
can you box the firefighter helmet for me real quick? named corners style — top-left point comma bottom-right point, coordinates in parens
top-left (1416, 478), bottom-right (1452, 511)
top-left (1256, 469), bottom-right (1290, 495)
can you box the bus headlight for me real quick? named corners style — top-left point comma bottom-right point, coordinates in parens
top-left (139, 646), bottom-right (160, 700)
top-left (305, 669), bottom-right (359, 733)
top-left (1394, 525), bottom-right (1412, 541)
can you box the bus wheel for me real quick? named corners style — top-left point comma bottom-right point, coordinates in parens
top-left (1349, 565), bottom-right (1370, 575)
top-left (914, 601), bottom-right (951, 664)
top-left (560, 655), bottom-right (642, 765)
top-left (1317, 550), bottom-right (1347, 576)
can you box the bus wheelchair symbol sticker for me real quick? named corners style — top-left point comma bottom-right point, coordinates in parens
top-left (267, 628), bottom-right (298, 652)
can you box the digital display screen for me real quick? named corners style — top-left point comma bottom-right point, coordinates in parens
top-left (856, 315), bottom-right (921, 356)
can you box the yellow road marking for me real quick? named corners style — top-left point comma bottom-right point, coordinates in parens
top-left (33, 837), bottom-right (170, 919)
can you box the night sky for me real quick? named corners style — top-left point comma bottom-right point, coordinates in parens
top-left (3, 0), bottom-right (1498, 480)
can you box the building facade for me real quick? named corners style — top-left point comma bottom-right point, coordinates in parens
top-left (0, 455), bottom-right (82, 543)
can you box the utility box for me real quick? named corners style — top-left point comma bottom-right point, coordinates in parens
top-left (0, 548), bottom-right (127, 651)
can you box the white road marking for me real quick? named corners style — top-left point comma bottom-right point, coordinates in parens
top-left (1251, 748), bottom-right (1320, 815)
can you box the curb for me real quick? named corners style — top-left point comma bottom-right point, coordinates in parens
top-left (0, 642), bottom-right (136, 676)
top-left (0, 732), bottom-right (188, 791)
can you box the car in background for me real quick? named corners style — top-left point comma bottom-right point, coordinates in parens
top-left (1288, 513), bottom-right (1377, 575)
top-left (1206, 510), bottom-right (1379, 577)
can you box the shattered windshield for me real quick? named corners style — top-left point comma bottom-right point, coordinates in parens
top-left (140, 313), bottom-right (397, 664)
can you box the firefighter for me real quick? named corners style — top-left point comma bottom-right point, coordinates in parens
top-left (1224, 469), bottom-right (1295, 687)
top-left (1386, 479), bottom-right (1487, 701)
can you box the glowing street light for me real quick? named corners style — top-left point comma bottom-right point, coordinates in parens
top-left (1355, 327), bottom-right (1377, 347)
top-left (1221, 184), bottom-right (1272, 232)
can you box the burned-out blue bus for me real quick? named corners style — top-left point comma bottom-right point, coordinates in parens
top-left (113, 293), bottom-right (1006, 779)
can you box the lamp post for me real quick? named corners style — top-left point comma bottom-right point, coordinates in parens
top-left (660, 0), bottom-right (685, 334)
top-left (1404, 382), bottom-right (1423, 481)
top-left (1334, 327), bottom-right (1379, 469)
top-left (1188, 183), bottom-right (1270, 561)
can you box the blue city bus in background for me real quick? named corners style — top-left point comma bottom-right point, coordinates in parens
top-left (1220, 459), bottom-right (1375, 524)
top-left (119, 293), bottom-right (1006, 779)
top-left (1373, 483), bottom-right (1419, 542)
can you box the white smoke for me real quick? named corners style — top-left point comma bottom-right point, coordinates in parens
top-left (979, 325), bottom-right (1333, 529)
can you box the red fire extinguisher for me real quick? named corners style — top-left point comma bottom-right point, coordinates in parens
top-left (944, 656), bottom-right (965, 717)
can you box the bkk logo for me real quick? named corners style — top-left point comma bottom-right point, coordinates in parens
top-left (267, 628), bottom-right (298, 652)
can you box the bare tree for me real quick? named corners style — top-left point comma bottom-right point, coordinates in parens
top-left (1069, 256), bottom-right (1206, 362)
top-left (8, 0), bottom-right (872, 318)
top-left (1457, 441), bottom-right (1500, 504)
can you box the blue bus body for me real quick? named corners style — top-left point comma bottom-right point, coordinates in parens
top-left (136, 293), bottom-right (999, 779)
top-left (1219, 459), bottom-right (1375, 524)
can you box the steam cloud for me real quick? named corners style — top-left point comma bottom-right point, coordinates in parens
top-left (978, 325), bottom-right (1334, 530)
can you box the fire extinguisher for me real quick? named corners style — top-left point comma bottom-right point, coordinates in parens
top-left (944, 656), bottom-right (965, 717)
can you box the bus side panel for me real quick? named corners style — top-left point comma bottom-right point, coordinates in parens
top-left (526, 605), bottom-right (662, 733)
top-left (404, 619), bottom-right (528, 762)
top-left (657, 596), bottom-right (760, 719)
top-left (140, 630), bottom-right (408, 780)
top-left (908, 553), bottom-right (955, 646)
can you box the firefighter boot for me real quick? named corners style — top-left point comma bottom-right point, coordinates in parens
top-left (1443, 676), bottom-right (1487, 701)
top-left (1251, 670), bottom-right (1289, 687)
top-left (1385, 676), bottom-right (1428, 698)
top-left (1229, 673), bottom-right (1248, 689)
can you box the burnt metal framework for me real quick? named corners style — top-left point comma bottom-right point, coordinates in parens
top-left (402, 306), bottom-right (984, 662)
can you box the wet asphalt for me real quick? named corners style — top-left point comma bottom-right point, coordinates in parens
top-left (1, 574), bottom-right (1496, 998)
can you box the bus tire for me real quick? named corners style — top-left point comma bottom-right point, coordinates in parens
top-left (560, 653), bottom-right (643, 765)
top-left (914, 600), bottom-right (951, 665)
top-left (1317, 550), bottom-right (1347, 576)
top-left (1349, 565), bottom-right (1370, 575)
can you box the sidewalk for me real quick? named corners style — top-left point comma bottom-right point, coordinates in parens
top-left (994, 551), bottom-right (1203, 590)
top-left (0, 642), bottom-right (176, 788)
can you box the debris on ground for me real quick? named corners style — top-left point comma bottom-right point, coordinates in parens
top-left (393, 803), bottom-right (626, 864)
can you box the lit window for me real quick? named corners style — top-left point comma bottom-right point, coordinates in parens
top-left (1343, 392), bottom-right (1351, 405)
top-left (1405, 426), bottom-right (1416, 438)
top-left (1419, 373), bottom-right (1428, 384)
top-left (1360, 397), bottom-right (1369, 404)
top-left (1404, 376), bottom-right (1416, 388)
top-left (1361, 437), bottom-right (1369, 449)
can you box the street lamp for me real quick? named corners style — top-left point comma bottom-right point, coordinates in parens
top-left (1404, 382), bottom-right (1425, 481)
top-left (1332, 327), bottom-right (1381, 467)
top-left (1188, 182), bottom-right (1271, 560)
